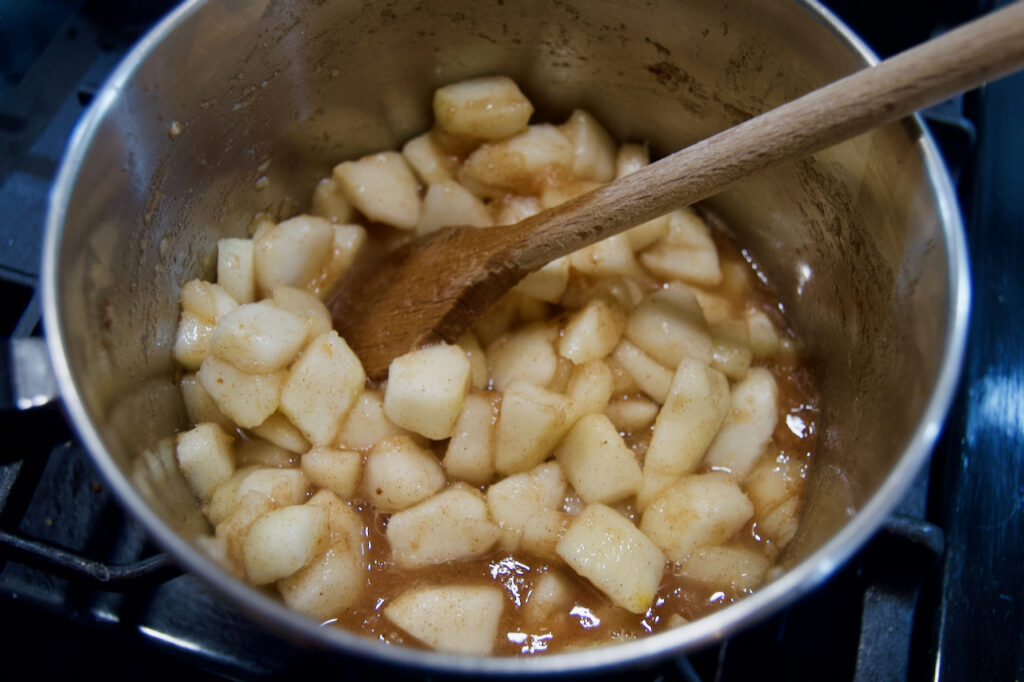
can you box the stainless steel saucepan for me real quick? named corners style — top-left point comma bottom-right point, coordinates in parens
top-left (42, 0), bottom-right (968, 674)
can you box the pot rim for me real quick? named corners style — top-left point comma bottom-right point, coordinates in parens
top-left (41, 0), bottom-right (970, 674)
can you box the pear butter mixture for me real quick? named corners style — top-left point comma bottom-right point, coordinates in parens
top-left (171, 76), bottom-right (818, 657)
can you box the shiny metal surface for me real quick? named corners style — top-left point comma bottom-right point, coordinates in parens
top-left (11, 338), bottom-right (59, 410)
top-left (41, 0), bottom-right (968, 674)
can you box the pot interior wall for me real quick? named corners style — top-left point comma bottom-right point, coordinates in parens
top-left (52, 0), bottom-right (954, 640)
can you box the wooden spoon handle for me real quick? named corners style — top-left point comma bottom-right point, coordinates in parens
top-left (334, 2), bottom-right (1024, 379)
top-left (501, 0), bottom-right (1024, 273)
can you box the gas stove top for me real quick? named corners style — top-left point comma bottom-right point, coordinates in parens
top-left (1, 1), bottom-right (1020, 680)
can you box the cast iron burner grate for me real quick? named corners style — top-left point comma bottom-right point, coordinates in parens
top-left (2, 1), bottom-right (1020, 680)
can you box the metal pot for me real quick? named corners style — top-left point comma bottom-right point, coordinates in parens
top-left (42, 0), bottom-right (968, 674)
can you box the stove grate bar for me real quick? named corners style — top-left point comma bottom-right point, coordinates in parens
top-left (0, 527), bottom-right (178, 590)
top-left (852, 515), bottom-right (945, 682)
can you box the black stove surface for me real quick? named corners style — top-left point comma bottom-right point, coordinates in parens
top-left (1, 1), bottom-right (1021, 680)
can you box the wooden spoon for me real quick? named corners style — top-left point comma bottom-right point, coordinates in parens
top-left (332, 1), bottom-right (1024, 379)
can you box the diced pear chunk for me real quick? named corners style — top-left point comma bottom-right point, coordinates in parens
top-left (710, 319), bottom-right (753, 381)
top-left (243, 504), bottom-right (328, 585)
top-left (666, 613), bottom-right (690, 628)
top-left (720, 259), bottom-right (753, 299)
top-left (387, 487), bottom-right (501, 568)
top-left (280, 331), bottom-right (366, 445)
top-left (605, 355), bottom-right (639, 394)
top-left (517, 291), bottom-right (551, 323)
top-left (176, 422), bottom-right (235, 500)
top-left (236, 468), bottom-right (309, 507)
top-left (549, 356), bottom-right (576, 397)
top-left (565, 360), bottom-right (614, 418)
top-left (568, 233), bottom-right (638, 278)
top-left (384, 585), bottom-right (504, 656)
top-left (173, 281), bottom-right (239, 370)
top-left (615, 142), bottom-right (650, 178)
top-left (384, 343), bottom-right (471, 439)
top-left (253, 215), bottom-right (334, 295)
top-left (539, 178), bottom-right (602, 210)
top-left (249, 411), bottom-right (310, 454)
top-left (281, 485), bottom-right (359, 542)
top-left (559, 296), bottom-right (625, 364)
top-left (639, 208), bottom-right (722, 287)
top-left (640, 473), bottom-right (754, 562)
top-left (361, 436), bottom-right (445, 512)
top-left (402, 132), bottom-right (457, 184)
top-left (604, 397), bottom-right (659, 433)
top-left (278, 539), bottom-right (365, 621)
top-left (560, 274), bottom-right (644, 313)
top-left (309, 223), bottom-right (367, 298)
top-left (235, 439), bottom-right (296, 469)
top-left (433, 76), bottom-right (534, 141)
top-left (523, 570), bottom-right (574, 623)
top-left (306, 488), bottom-right (365, 541)
top-left (334, 389), bottom-right (407, 451)
top-left (310, 175), bottom-right (355, 224)
top-left (217, 238), bottom-right (255, 304)
top-left (777, 337), bottom-right (798, 362)
top-left (457, 331), bottom-right (488, 391)
top-left (249, 215), bottom-right (274, 240)
top-left (758, 496), bottom-right (800, 548)
top-left (513, 257), bottom-right (570, 304)
top-left (556, 414), bottom-right (641, 504)
top-left (625, 282), bottom-right (712, 367)
top-left (211, 301), bottom-right (308, 373)
top-left (491, 194), bottom-right (542, 226)
top-left (216, 490), bottom-right (274, 572)
top-left (746, 309), bottom-right (782, 360)
top-left (638, 359), bottom-right (729, 509)
top-left (203, 465), bottom-right (260, 526)
top-left (180, 373), bottom-right (234, 430)
top-left (198, 356), bottom-right (283, 429)
top-left (486, 322), bottom-right (559, 391)
top-left (334, 151), bottom-right (421, 230)
top-left (181, 279), bottom-right (239, 323)
top-left (494, 382), bottom-right (574, 475)
top-left (300, 446), bottom-right (362, 499)
top-left (444, 392), bottom-right (499, 485)
top-left (703, 368), bottom-right (779, 478)
top-left (472, 292), bottom-right (519, 347)
top-left (611, 339), bottom-right (673, 404)
top-left (173, 313), bottom-right (215, 371)
top-left (556, 504), bottom-right (664, 614)
top-left (487, 462), bottom-right (567, 548)
top-left (552, 352), bottom-right (577, 395)
top-left (679, 546), bottom-right (770, 593)
top-left (744, 450), bottom-right (802, 518)
top-left (431, 126), bottom-right (480, 157)
top-left (461, 124), bottom-right (572, 196)
top-left (270, 287), bottom-right (332, 344)
top-left (690, 287), bottom-right (732, 327)
top-left (417, 180), bottom-right (493, 234)
top-left (521, 509), bottom-right (571, 560)
top-left (563, 109), bottom-right (616, 182)
top-left (625, 215), bottom-right (670, 254)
